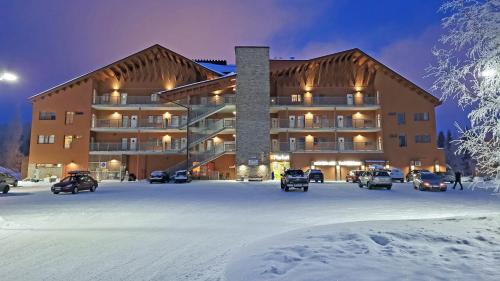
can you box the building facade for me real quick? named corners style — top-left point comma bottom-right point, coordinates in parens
top-left (28, 44), bottom-right (445, 181)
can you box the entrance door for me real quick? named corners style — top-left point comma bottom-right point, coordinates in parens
top-left (120, 93), bottom-right (128, 105)
top-left (122, 116), bottom-right (129, 128)
top-left (289, 115), bottom-right (296, 128)
top-left (338, 137), bottom-right (345, 151)
top-left (337, 115), bottom-right (344, 128)
top-left (131, 115), bottom-right (138, 128)
top-left (171, 116), bottom-right (179, 127)
top-left (289, 138), bottom-right (296, 151)
top-left (130, 138), bottom-right (137, 150)
top-left (347, 94), bottom-right (354, 105)
top-left (121, 138), bottom-right (128, 150)
top-left (297, 116), bottom-right (305, 128)
top-left (272, 139), bottom-right (279, 152)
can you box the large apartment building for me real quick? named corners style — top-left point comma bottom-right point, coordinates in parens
top-left (28, 44), bottom-right (445, 181)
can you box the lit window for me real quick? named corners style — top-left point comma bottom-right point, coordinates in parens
top-left (64, 135), bottom-right (73, 149)
top-left (65, 112), bottom-right (75, 124)
top-left (291, 94), bottom-right (302, 103)
top-left (37, 135), bottom-right (55, 144)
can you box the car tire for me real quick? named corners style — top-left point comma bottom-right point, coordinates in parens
top-left (2, 186), bottom-right (9, 194)
top-left (53, 191), bottom-right (59, 194)
top-left (418, 185), bottom-right (425, 191)
top-left (387, 186), bottom-right (392, 190)
top-left (358, 182), bottom-right (363, 188)
top-left (400, 179), bottom-right (404, 183)
top-left (13, 180), bottom-right (18, 187)
top-left (367, 183), bottom-right (373, 190)
top-left (72, 186), bottom-right (78, 194)
top-left (303, 186), bottom-right (308, 192)
top-left (90, 185), bottom-right (96, 192)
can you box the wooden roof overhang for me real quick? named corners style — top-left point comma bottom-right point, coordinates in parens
top-left (158, 73), bottom-right (236, 103)
top-left (29, 44), bottom-right (221, 102)
top-left (270, 48), bottom-right (441, 106)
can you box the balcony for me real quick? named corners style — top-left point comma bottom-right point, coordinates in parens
top-left (91, 118), bottom-right (186, 132)
top-left (270, 96), bottom-right (378, 107)
top-left (89, 142), bottom-right (185, 154)
top-left (272, 141), bottom-right (381, 153)
top-left (271, 118), bottom-right (380, 132)
top-left (92, 94), bottom-right (235, 109)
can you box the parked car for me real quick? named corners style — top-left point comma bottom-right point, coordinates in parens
top-left (413, 172), bottom-right (447, 192)
top-left (385, 168), bottom-right (404, 182)
top-left (305, 169), bottom-right (324, 183)
top-left (173, 170), bottom-right (191, 183)
top-left (149, 171), bottom-right (169, 184)
top-left (358, 170), bottom-right (392, 190)
top-left (436, 171), bottom-right (455, 183)
top-left (406, 169), bottom-right (431, 182)
top-left (51, 171), bottom-right (98, 194)
top-left (281, 169), bottom-right (309, 192)
top-left (1, 180), bottom-right (9, 194)
top-left (346, 170), bottom-right (364, 183)
top-left (0, 172), bottom-right (18, 187)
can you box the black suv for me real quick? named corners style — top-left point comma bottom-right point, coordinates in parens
top-left (305, 169), bottom-right (324, 183)
top-left (281, 169), bottom-right (309, 192)
top-left (51, 171), bottom-right (98, 194)
top-left (149, 171), bottom-right (170, 183)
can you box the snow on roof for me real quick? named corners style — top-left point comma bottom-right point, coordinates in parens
top-left (198, 63), bottom-right (236, 75)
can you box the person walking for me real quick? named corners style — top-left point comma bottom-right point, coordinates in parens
top-left (453, 170), bottom-right (463, 190)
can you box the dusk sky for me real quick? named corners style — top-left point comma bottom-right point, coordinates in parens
top-left (0, 0), bottom-right (468, 133)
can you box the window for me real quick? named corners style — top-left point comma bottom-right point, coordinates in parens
top-left (291, 94), bottom-right (302, 103)
top-left (65, 112), bottom-right (75, 124)
top-left (39, 111), bottom-right (56, 120)
top-left (151, 93), bottom-right (159, 102)
top-left (397, 113), bottom-right (405, 125)
top-left (37, 135), bottom-right (55, 144)
top-left (398, 134), bottom-right (407, 147)
top-left (415, 135), bottom-right (431, 143)
top-left (64, 135), bottom-right (73, 149)
top-left (414, 112), bottom-right (429, 121)
top-left (148, 116), bottom-right (154, 123)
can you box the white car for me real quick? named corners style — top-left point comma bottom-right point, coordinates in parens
top-left (173, 170), bottom-right (191, 183)
top-left (387, 168), bottom-right (404, 183)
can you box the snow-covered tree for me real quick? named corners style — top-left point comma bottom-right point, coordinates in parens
top-left (427, 0), bottom-right (500, 176)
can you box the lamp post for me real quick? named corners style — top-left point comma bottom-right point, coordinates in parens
top-left (0, 72), bottom-right (18, 83)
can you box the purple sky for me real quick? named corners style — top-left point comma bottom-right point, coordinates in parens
top-left (0, 0), bottom-right (468, 133)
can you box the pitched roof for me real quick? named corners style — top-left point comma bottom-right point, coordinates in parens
top-left (30, 44), bottom-right (221, 100)
top-left (271, 48), bottom-right (441, 106)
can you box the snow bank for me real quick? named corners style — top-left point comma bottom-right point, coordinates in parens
top-left (226, 216), bottom-right (500, 281)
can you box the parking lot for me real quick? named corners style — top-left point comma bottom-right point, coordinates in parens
top-left (1, 180), bottom-right (499, 281)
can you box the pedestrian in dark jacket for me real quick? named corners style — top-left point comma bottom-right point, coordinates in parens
top-left (453, 171), bottom-right (463, 190)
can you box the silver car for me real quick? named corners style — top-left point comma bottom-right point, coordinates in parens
top-left (358, 170), bottom-right (392, 190)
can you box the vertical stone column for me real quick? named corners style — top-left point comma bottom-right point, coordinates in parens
top-left (235, 46), bottom-right (270, 180)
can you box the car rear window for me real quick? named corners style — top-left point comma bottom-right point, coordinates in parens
top-left (310, 169), bottom-right (321, 174)
top-left (421, 173), bottom-right (440, 180)
top-left (151, 171), bottom-right (163, 176)
top-left (288, 170), bottom-right (304, 176)
top-left (373, 171), bottom-right (389, 177)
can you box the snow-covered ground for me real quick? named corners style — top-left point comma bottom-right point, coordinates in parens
top-left (1, 181), bottom-right (499, 281)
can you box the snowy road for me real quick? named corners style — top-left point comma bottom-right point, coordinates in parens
top-left (1, 181), bottom-right (499, 281)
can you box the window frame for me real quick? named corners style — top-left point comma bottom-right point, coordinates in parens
top-left (65, 111), bottom-right (75, 125)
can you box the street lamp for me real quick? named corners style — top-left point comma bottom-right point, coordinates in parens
top-left (0, 71), bottom-right (18, 83)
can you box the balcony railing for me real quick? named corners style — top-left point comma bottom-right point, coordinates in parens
top-left (272, 141), bottom-right (380, 152)
top-left (93, 94), bottom-right (236, 106)
top-left (92, 118), bottom-right (186, 129)
top-left (90, 142), bottom-right (185, 152)
top-left (270, 96), bottom-right (377, 106)
top-left (271, 118), bottom-right (377, 129)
